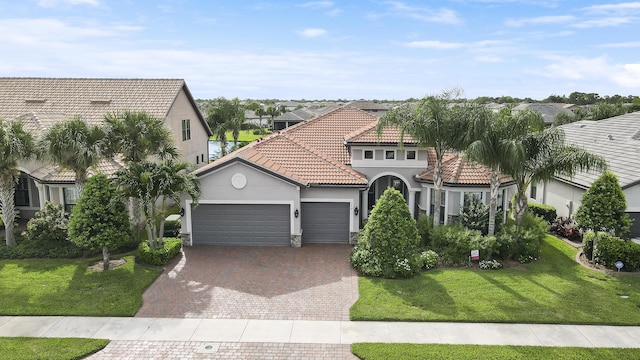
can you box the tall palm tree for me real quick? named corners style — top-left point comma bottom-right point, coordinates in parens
top-left (255, 107), bottom-right (267, 131)
top-left (103, 110), bottom-right (179, 232)
top-left (465, 108), bottom-right (544, 235)
top-left (377, 90), bottom-right (469, 228)
top-left (40, 117), bottom-right (105, 197)
top-left (227, 98), bottom-right (246, 148)
top-left (0, 119), bottom-right (36, 246)
top-left (505, 126), bottom-right (607, 226)
top-left (206, 97), bottom-right (233, 157)
top-left (115, 160), bottom-right (199, 248)
top-left (265, 104), bottom-right (280, 129)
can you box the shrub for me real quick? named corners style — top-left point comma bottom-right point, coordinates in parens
top-left (479, 259), bottom-right (502, 270)
top-left (416, 214), bottom-right (433, 247)
top-left (592, 233), bottom-right (640, 271)
top-left (0, 235), bottom-right (82, 259)
top-left (350, 188), bottom-right (420, 278)
top-left (496, 213), bottom-right (546, 262)
top-left (22, 202), bottom-right (69, 243)
top-left (582, 231), bottom-right (595, 260)
top-left (417, 250), bottom-right (438, 270)
top-left (460, 195), bottom-right (489, 234)
top-left (137, 237), bottom-right (183, 266)
top-left (550, 217), bottom-right (582, 242)
top-left (68, 174), bottom-right (131, 270)
top-left (163, 219), bottom-right (181, 237)
top-left (575, 171), bottom-right (632, 239)
top-left (527, 202), bottom-right (557, 224)
top-left (430, 225), bottom-right (497, 266)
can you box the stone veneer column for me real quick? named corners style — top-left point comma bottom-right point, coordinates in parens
top-left (349, 232), bottom-right (359, 245)
top-left (291, 234), bottom-right (302, 248)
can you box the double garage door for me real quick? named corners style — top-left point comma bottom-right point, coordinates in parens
top-left (191, 202), bottom-right (349, 246)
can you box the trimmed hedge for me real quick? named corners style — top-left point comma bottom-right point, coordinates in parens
top-left (137, 238), bottom-right (183, 266)
top-left (584, 232), bottom-right (640, 271)
top-left (0, 236), bottom-right (83, 259)
top-left (527, 203), bottom-right (557, 224)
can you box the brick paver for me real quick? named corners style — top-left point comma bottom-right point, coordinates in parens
top-left (87, 341), bottom-right (358, 359)
top-left (136, 244), bottom-right (359, 321)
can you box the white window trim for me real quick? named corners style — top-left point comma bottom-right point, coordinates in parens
top-left (384, 149), bottom-right (396, 160)
top-left (363, 149), bottom-right (374, 160)
top-left (405, 149), bottom-right (417, 160)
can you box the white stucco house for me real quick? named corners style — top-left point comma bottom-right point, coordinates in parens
top-left (535, 111), bottom-right (640, 237)
top-left (0, 77), bottom-right (212, 219)
top-left (183, 106), bottom-right (517, 247)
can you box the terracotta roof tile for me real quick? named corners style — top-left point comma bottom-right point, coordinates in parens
top-left (30, 158), bottom-right (125, 183)
top-left (417, 152), bottom-right (513, 186)
top-left (344, 121), bottom-right (417, 144)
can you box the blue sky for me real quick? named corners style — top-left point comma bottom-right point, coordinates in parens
top-left (1, 0), bottom-right (639, 100)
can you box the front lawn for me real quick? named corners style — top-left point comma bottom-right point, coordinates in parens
top-left (211, 130), bottom-right (269, 143)
top-left (351, 235), bottom-right (640, 325)
top-left (0, 337), bottom-right (108, 360)
top-left (0, 255), bottom-right (162, 316)
top-left (352, 343), bottom-right (640, 360)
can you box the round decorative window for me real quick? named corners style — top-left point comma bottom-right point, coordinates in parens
top-left (231, 173), bottom-right (247, 189)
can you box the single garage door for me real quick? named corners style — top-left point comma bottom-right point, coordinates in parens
top-left (301, 202), bottom-right (349, 244)
top-left (191, 204), bottom-right (290, 246)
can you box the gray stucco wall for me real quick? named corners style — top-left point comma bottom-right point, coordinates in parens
top-left (166, 88), bottom-right (210, 168)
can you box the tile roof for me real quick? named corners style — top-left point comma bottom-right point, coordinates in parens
top-left (196, 106), bottom-right (374, 186)
top-left (557, 111), bottom-right (640, 189)
top-left (0, 77), bottom-right (211, 135)
top-left (512, 103), bottom-right (573, 125)
top-left (417, 152), bottom-right (513, 186)
top-left (344, 121), bottom-right (418, 145)
top-left (30, 158), bottom-right (125, 183)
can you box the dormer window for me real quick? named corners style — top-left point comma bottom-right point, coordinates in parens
top-left (385, 150), bottom-right (395, 160)
top-left (406, 150), bottom-right (416, 160)
top-left (364, 150), bottom-right (374, 159)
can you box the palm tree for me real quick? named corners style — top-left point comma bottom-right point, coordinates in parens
top-left (103, 110), bottom-right (179, 232)
top-left (39, 117), bottom-right (105, 197)
top-left (265, 104), bottom-right (280, 129)
top-left (0, 119), bottom-right (36, 246)
top-left (255, 107), bottom-right (267, 131)
top-left (227, 98), bottom-right (246, 149)
top-left (377, 90), bottom-right (469, 228)
top-left (206, 97), bottom-right (234, 157)
top-left (504, 126), bottom-right (607, 226)
top-left (115, 160), bottom-right (199, 248)
top-left (465, 108), bottom-right (544, 235)
top-left (103, 110), bottom-right (178, 164)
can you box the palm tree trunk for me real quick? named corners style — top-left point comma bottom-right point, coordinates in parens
top-left (433, 159), bottom-right (443, 228)
top-left (129, 197), bottom-right (142, 242)
top-left (0, 182), bottom-right (16, 246)
top-left (488, 169), bottom-right (500, 236)
top-left (102, 246), bottom-right (110, 271)
top-left (515, 185), bottom-right (528, 227)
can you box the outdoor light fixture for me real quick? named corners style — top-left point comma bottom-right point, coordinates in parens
top-left (354, 207), bottom-right (359, 216)
top-left (295, 209), bottom-right (299, 218)
top-left (179, 207), bottom-right (185, 217)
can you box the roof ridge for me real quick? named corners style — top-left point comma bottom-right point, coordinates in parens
top-left (343, 121), bottom-right (378, 142)
top-left (284, 105), bottom-right (375, 135)
top-left (0, 77), bottom-right (185, 81)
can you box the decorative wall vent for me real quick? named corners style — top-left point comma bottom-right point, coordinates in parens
top-left (90, 99), bottom-right (111, 104)
top-left (25, 99), bottom-right (46, 103)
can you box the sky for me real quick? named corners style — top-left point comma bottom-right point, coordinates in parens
top-left (1, 1), bottom-right (639, 101)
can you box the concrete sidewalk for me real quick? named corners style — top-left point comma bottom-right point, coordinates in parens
top-left (1, 316), bottom-right (640, 348)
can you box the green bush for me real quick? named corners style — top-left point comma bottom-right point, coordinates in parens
top-left (587, 232), bottom-right (640, 271)
top-left (22, 202), bottom-right (69, 243)
top-left (527, 202), bottom-right (557, 224)
top-left (430, 225), bottom-right (497, 266)
top-left (417, 250), bottom-right (439, 269)
top-left (416, 214), bottom-right (433, 247)
top-left (350, 188), bottom-right (421, 278)
top-left (163, 219), bottom-right (181, 237)
top-left (497, 213), bottom-right (546, 262)
top-left (0, 235), bottom-right (82, 259)
top-left (582, 231), bottom-right (595, 260)
top-left (137, 237), bottom-right (183, 266)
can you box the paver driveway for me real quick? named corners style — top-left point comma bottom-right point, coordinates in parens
top-left (136, 244), bottom-right (359, 321)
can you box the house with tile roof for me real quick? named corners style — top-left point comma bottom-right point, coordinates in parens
top-left (184, 106), bottom-right (516, 247)
top-left (536, 111), bottom-right (640, 237)
top-left (512, 103), bottom-right (573, 126)
top-left (0, 77), bottom-right (212, 218)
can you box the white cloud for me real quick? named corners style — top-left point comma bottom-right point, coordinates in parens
top-left (541, 56), bottom-right (640, 88)
top-left (37, 0), bottom-right (99, 7)
top-left (405, 40), bottom-right (464, 49)
top-left (505, 15), bottom-right (574, 27)
top-left (384, 1), bottom-right (462, 25)
top-left (582, 2), bottom-right (640, 13)
top-left (297, 28), bottom-right (327, 38)
top-left (600, 41), bottom-right (640, 48)
top-left (572, 17), bottom-right (632, 28)
top-left (474, 55), bottom-right (503, 63)
top-left (298, 1), bottom-right (333, 8)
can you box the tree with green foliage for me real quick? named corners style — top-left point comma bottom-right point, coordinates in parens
top-left (575, 171), bottom-right (631, 239)
top-left (350, 187), bottom-right (420, 278)
top-left (68, 173), bottom-right (130, 271)
top-left (378, 89), bottom-right (469, 228)
top-left (466, 107), bottom-right (539, 235)
top-left (39, 117), bottom-right (104, 197)
top-left (255, 107), bottom-right (267, 130)
top-left (0, 119), bottom-right (36, 246)
top-left (265, 104), bottom-right (280, 128)
top-left (502, 123), bottom-right (607, 226)
top-left (206, 97), bottom-right (245, 155)
top-left (115, 160), bottom-right (199, 248)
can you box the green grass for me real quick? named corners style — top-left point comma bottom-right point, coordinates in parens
top-left (352, 343), bottom-right (640, 360)
top-left (0, 337), bottom-right (108, 360)
top-left (0, 255), bottom-right (162, 316)
top-left (351, 235), bottom-right (640, 325)
top-left (210, 130), bottom-right (269, 143)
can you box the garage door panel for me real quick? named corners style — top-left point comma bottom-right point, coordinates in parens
top-left (192, 204), bottom-right (290, 246)
top-left (301, 202), bottom-right (349, 244)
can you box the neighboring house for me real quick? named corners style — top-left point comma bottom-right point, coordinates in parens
top-left (244, 109), bottom-right (262, 126)
top-left (347, 100), bottom-right (389, 116)
top-left (277, 101), bottom-right (302, 111)
top-left (537, 111), bottom-right (640, 237)
top-left (0, 77), bottom-right (212, 218)
top-left (183, 106), bottom-right (516, 247)
top-left (512, 103), bottom-right (573, 126)
top-left (272, 108), bottom-right (315, 130)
